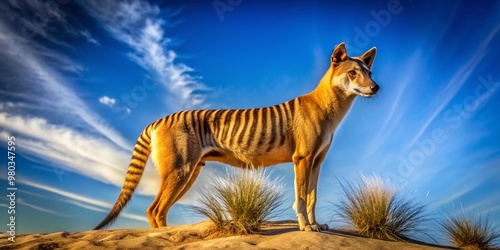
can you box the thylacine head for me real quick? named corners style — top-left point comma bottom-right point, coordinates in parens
top-left (328, 43), bottom-right (379, 98)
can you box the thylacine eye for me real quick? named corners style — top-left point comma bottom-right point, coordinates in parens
top-left (348, 70), bottom-right (356, 76)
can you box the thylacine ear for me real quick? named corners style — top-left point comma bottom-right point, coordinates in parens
top-left (360, 47), bottom-right (377, 69)
top-left (331, 43), bottom-right (348, 64)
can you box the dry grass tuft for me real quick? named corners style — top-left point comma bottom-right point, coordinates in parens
top-left (192, 167), bottom-right (285, 235)
top-left (440, 212), bottom-right (500, 250)
top-left (336, 175), bottom-right (428, 241)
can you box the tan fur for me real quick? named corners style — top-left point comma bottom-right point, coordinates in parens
top-left (94, 43), bottom-right (379, 232)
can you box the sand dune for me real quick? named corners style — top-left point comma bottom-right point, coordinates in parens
top-left (0, 221), bottom-right (455, 250)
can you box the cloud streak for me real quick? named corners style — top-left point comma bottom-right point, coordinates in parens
top-left (408, 25), bottom-right (500, 147)
top-left (20, 179), bottom-right (148, 223)
top-left (81, 0), bottom-right (210, 110)
top-left (0, 23), bottom-right (133, 152)
top-left (0, 113), bottom-right (160, 196)
top-left (18, 199), bottom-right (70, 217)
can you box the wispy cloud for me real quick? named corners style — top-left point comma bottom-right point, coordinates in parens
top-left (120, 213), bottom-right (149, 223)
top-left (21, 179), bottom-right (113, 208)
top-left (81, 0), bottom-right (210, 110)
top-left (0, 0), bottom-right (206, 211)
top-left (0, 114), bottom-right (160, 196)
top-left (0, 28), bottom-right (133, 153)
top-left (98, 96), bottom-right (131, 114)
top-left (359, 53), bottom-right (422, 163)
top-left (18, 198), bottom-right (70, 217)
top-left (460, 196), bottom-right (500, 216)
top-left (408, 25), bottom-right (500, 147)
top-left (65, 200), bottom-right (107, 213)
top-left (0, 3), bottom-right (215, 231)
top-left (430, 183), bottom-right (479, 210)
top-left (80, 28), bottom-right (100, 46)
top-left (99, 96), bottom-right (117, 107)
top-left (0, 0), bottom-right (101, 48)
top-left (0, 0), bottom-right (211, 206)
top-left (20, 179), bottom-right (148, 223)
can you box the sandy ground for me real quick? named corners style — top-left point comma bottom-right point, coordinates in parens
top-left (0, 221), bottom-right (456, 250)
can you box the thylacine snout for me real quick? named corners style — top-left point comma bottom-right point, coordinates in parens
top-left (331, 43), bottom-right (380, 98)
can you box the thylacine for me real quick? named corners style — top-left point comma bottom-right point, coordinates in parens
top-left (94, 43), bottom-right (379, 231)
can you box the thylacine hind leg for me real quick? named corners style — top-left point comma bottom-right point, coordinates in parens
top-left (147, 129), bottom-right (202, 228)
top-left (172, 162), bottom-right (203, 204)
top-left (151, 161), bottom-right (200, 227)
top-left (147, 180), bottom-right (165, 228)
top-left (147, 159), bottom-right (201, 228)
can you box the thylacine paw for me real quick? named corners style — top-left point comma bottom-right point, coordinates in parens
top-left (300, 223), bottom-right (329, 232)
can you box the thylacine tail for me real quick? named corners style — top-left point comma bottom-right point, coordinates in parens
top-left (94, 124), bottom-right (153, 230)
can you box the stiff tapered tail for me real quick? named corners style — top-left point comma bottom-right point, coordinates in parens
top-left (94, 125), bottom-right (153, 230)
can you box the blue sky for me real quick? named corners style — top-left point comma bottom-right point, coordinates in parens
top-left (0, 0), bottom-right (499, 244)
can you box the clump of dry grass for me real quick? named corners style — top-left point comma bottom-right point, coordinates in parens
top-left (440, 212), bottom-right (499, 250)
top-left (336, 175), bottom-right (428, 241)
top-left (192, 167), bottom-right (285, 235)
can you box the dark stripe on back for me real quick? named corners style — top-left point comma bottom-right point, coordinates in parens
top-left (288, 99), bottom-right (296, 116)
top-left (220, 109), bottom-right (234, 143)
top-left (247, 109), bottom-right (259, 147)
top-left (171, 112), bottom-right (180, 127)
top-left (237, 109), bottom-right (252, 145)
top-left (189, 110), bottom-right (199, 134)
top-left (196, 110), bottom-right (204, 145)
top-left (179, 111), bottom-right (188, 130)
top-left (181, 110), bottom-right (189, 131)
top-left (247, 108), bottom-right (262, 148)
top-left (258, 108), bottom-right (268, 145)
top-left (277, 104), bottom-right (287, 146)
top-left (201, 110), bottom-right (212, 146)
top-left (166, 114), bottom-right (175, 127)
top-left (151, 119), bottom-right (160, 129)
top-left (154, 117), bottom-right (165, 129)
top-left (212, 109), bottom-right (222, 135)
top-left (249, 109), bottom-right (260, 146)
top-left (214, 109), bottom-right (229, 140)
top-left (229, 109), bottom-right (243, 146)
top-left (267, 106), bottom-right (277, 151)
top-left (203, 110), bottom-right (212, 136)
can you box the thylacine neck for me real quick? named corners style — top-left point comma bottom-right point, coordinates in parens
top-left (309, 67), bottom-right (356, 121)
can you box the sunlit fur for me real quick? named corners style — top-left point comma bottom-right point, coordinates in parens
top-left (94, 43), bottom-right (380, 232)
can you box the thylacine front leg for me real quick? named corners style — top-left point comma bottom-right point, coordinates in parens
top-left (292, 153), bottom-right (315, 231)
top-left (306, 148), bottom-right (330, 231)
